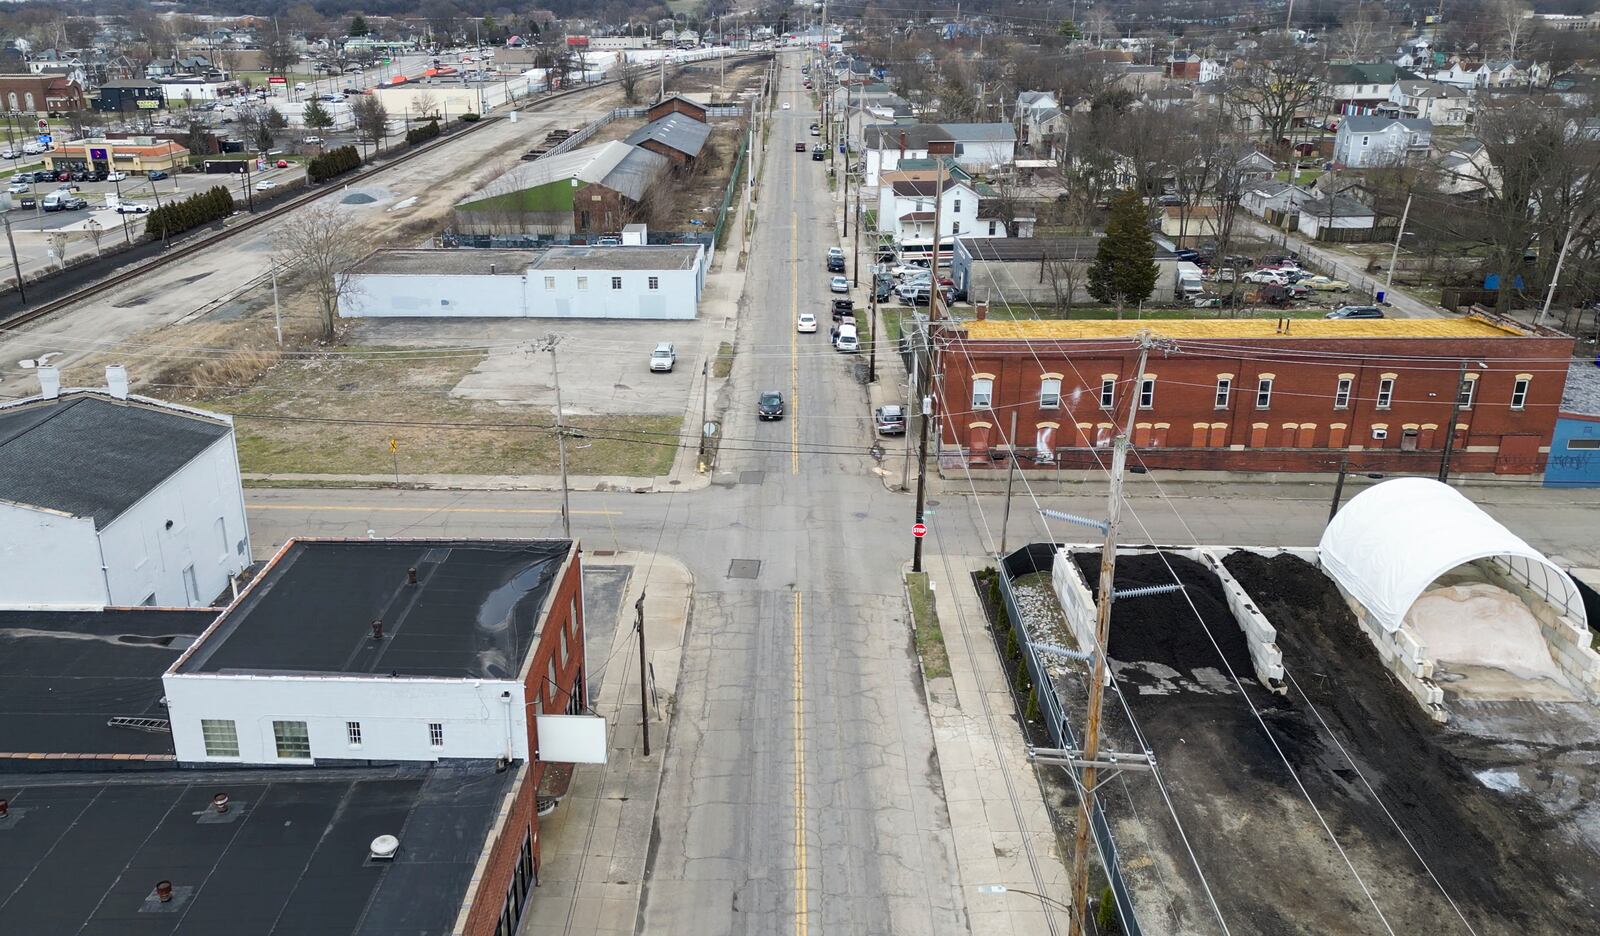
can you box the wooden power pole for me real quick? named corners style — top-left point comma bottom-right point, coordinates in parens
top-left (1069, 335), bottom-right (1152, 936)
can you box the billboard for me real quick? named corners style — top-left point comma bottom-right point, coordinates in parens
top-left (566, 35), bottom-right (589, 48)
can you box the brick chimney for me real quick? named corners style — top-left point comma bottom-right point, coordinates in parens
top-left (976, 301), bottom-right (988, 321)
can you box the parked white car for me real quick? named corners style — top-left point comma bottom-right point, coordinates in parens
top-left (649, 342), bottom-right (676, 372)
top-left (105, 171), bottom-right (128, 181)
top-left (114, 202), bottom-right (150, 214)
top-left (1243, 269), bottom-right (1288, 285)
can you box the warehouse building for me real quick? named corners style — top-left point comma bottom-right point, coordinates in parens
top-left (0, 366), bottom-right (250, 608)
top-left (453, 140), bottom-right (669, 235)
top-left (950, 236), bottom-right (1190, 304)
top-left (936, 311), bottom-right (1573, 477)
top-left (623, 111), bottom-right (711, 164)
top-left (341, 243), bottom-right (707, 319)
top-left (0, 536), bottom-right (598, 936)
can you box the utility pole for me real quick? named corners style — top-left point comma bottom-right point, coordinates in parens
top-left (998, 411), bottom-right (1019, 556)
top-left (929, 158), bottom-right (945, 318)
top-left (903, 349), bottom-right (916, 491)
top-left (1536, 221), bottom-right (1577, 327)
top-left (1329, 456), bottom-right (1348, 522)
top-left (2, 213), bottom-right (25, 305)
top-left (911, 327), bottom-right (932, 573)
top-left (851, 188), bottom-right (860, 284)
top-left (635, 591), bottom-right (651, 757)
top-left (868, 252), bottom-right (878, 383)
top-left (1069, 336), bottom-right (1152, 936)
top-left (271, 261), bottom-right (283, 347)
top-left (541, 336), bottom-right (573, 538)
top-left (1437, 359), bottom-right (1470, 485)
top-left (1383, 193), bottom-right (1411, 301)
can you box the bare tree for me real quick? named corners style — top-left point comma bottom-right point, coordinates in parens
top-left (274, 205), bottom-right (363, 342)
top-left (1331, 3), bottom-right (1385, 61)
top-left (1223, 41), bottom-right (1324, 148)
top-left (353, 96), bottom-right (389, 148)
top-left (1083, 6), bottom-right (1115, 47)
top-left (410, 92), bottom-right (440, 121)
top-left (1494, 0), bottom-right (1534, 62)
top-left (617, 60), bottom-right (645, 105)
top-left (1044, 255), bottom-right (1089, 317)
top-left (47, 232), bottom-right (68, 269)
top-left (84, 219), bottom-right (104, 256)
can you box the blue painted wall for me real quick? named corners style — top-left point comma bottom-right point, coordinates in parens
top-left (1545, 415), bottom-right (1600, 486)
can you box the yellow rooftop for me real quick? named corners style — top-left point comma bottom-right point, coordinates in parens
top-left (959, 316), bottom-right (1524, 341)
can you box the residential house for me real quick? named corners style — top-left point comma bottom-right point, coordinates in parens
top-left (1139, 87), bottom-right (1194, 112)
top-left (1333, 115), bottom-right (1433, 168)
top-left (1296, 193), bottom-right (1378, 240)
top-left (1168, 52), bottom-right (1203, 80)
top-left (877, 175), bottom-right (1004, 243)
top-left (1198, 58), bottom-right (1228, 84)
top-left (1385, 80), bottom-right (1471, 125)
top-left (1432, 58), bottom-right (1482, 89)
top-left (1241, 180), bottom-right (1312, 221)
top-left (1230, 147), bottom-right (1279, 179)
top-left (1478, 59), bottom-right (1543, 88)
top-left (144, 55), bottom-right (212, 79)
top-left (1117, 64), bottom-right (1165, 93)
top-left (1434, 139), bottom-right (1497, 196)
top-left (861, 122), bottom-right (1015, 186)
top-left (0, 367), bottom-right (250, 608)
top-left (1015, 91), bottom-right (1058, 143)
top-left (1326, 63), bottom-right (1419, 116)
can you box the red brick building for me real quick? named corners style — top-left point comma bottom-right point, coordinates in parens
top-left (0, 73), bottom-right (85, 112)
top-left (936, 312), bottom-right (1573, 476)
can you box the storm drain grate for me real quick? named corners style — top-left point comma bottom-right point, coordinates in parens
top-left (727, 559), bottom-right (762, 580)
top-left (740, 471), bottom-right (766, 485)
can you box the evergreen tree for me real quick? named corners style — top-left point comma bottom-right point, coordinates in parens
top-left (1087, 189), bottom-right (1159, 318)
top-left (349, 15), bottom-right (369, 37)
top-left (302, 96), bottom-right (334, 132)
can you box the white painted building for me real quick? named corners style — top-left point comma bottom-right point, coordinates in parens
top-left (0, 367), bottom-right (250, 609)
top-left (163, 538), bottom-right (591, 767)
top-left (159, 79), bottom-right (230, 103)
top-left (341, 244), bottom-right (707, 320)
top-left (876, 177), bottom-right (1007, 242)
top-left (861, 122), bottom-right (1016, 186)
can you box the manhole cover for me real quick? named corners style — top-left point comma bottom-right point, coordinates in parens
top-left (740, 470), bottom-right (766, 484)
top-left (728, 559), bottom-right (761, 579)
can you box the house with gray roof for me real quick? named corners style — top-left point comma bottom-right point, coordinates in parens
top-left (1295, 192), bottom-right (1378, 240)
top-left (1333, 115), bottom-right (1433, 168)
top-left (0, 367), bottom-right (249, 609)
top-left (1385, 79), bottom-right (1471, 125)
top-left (861, 121), bottom-right (1015, 185)
top-left (454, 140), bottom-right (670, 235)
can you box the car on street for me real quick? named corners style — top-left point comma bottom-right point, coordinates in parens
top-left (649, 342), bottom-right (676, 372)
top-left (302, 135), bottom-right (324, 145)
top-left (147, 170), bottom-right (168, 180)
top-left (1174, 248), bottom-right (1199, 262)
top-left (795, 141), bottom-right (806, 152)
top-left (6, 181), bottom-right (29, 194)
top-left (106, 171), bottom-right (127, 181)
top-left (1327, 305), bottom-right (1385, 319)
top-left (256, 180), bottom-right (278, 189)
top-left (781, 101), bottom-right (791, 109)
top-left (797, 312), bottom-right (818, 332)
top-left (811, 144), bottom-right (825, 161)
top-left (809, 123), bottom-right (820, 136)
top-left (832, 298), bottom-right (854, 319)
top-left (829, 275), bottom-right (849, 293)
top-left (1301, 275), bottom-right (1351, 291)
top-left (114, 202), bottom-right (150, 214)
top-left (276, 159), bottom-right (290, 168)
top-left (827, 246), bottom-right (844, 261)
top-left (1157, 193), bottom-right (1183, 206)
top-left (757, 390), bottom-right (785, 420)
top-left (827, 255), bottom-right (845, 272)
top-left (0, 149), bottom-right (18, 159)
top-left (874, 405), bottom-right (906, 436)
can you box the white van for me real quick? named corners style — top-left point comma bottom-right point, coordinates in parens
top-left (295, 81), bottom-right (308, 91)
top-left (835, 323), bottom-right (859, 353)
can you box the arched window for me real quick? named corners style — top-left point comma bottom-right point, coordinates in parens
top-left (23, 92), bottom-right (34, 112)
top-left (6, 93), bottom-right (16, 112)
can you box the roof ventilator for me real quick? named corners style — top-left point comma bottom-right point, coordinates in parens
top-left (371, 618), bottom-right (384, 640)
top-left (369, 834), bottom-right (400, 861)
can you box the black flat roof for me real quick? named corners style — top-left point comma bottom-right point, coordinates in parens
top-left (0, 393), bottom-right (232, 528)
top-left (177, 540), bottom-right (572, 679)
top-left (0, 765), bottom-right (515, 936)
top-left (0, 609), bottom-right (215, 757)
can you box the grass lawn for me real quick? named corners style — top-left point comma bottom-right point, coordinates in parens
top-left (712, 341), bottom-right (735, 378)
top-left (906, 571), bottom-right (952, 679)
top-left (204, 347), bottom-right (679, 478)
top-left (1275, 168), bottom-right (1323, 185)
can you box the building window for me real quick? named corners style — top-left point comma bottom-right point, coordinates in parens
top-left (1214, 378), bottom-right (1231, 409)
top-left (1139, 378), bottom-right (1155, 410)
top-left (201, 719), bottom-right (239, 757)
top-left (1039, 377), bottom-right (1061, 409)
top-left (1511, 377), bottom-right (1530, 410)
top-left (346, 721), bottom-right (363, 746)
top-left (559, 623), bottom-right (570, 669)
top-left (971, 377), bottom-right (993, 410)
top-left (5, 93), bottom-right (14, 112)
top-left (429, 722), bottom-right (445, 748)
top-left (648, 276), bottom-right (659, 290)
top-left (611, 276), bottom-right (623, 290)
top-left (1458, 376), bottom-right (1476, 408)
top-left (273, 720), bottom-right (311, 760)
top-left (1376, 377), bottom-right (1395, 409)
top-left (1567, 438), bottom-right (1600, 450)
top-left (988, 220), bottom-right (997, 236)
top-left (953, 198), bottom-right (961, 212)
top-left (576, 276), bottom-right (588, 291)
top-left (1256, 378), bottom-right (1273, 409)
top-left (951, 221), bottom-right (960, 235)
top-left (23, 92), bottom-right (33, 112)
top-left (1334, 378), bottom-right (1352, 409)
top-left (544, 276), bottom-right (555, 290)
top-left (1099, 378), bottom-right (1115, 409)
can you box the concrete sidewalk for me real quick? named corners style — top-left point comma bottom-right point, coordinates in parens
top-left (522, 552), bottom-right (693, 936)
top-left (921, 553), bottom-right (1073, 934)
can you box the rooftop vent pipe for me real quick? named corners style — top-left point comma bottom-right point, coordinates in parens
top-left (371, 619), bottom-right (384, 640)
top-left (0, 798), bottom-right (8, 818)
top-left (369, 834), bottom-right (400, 861)
top-left (37, 366), bottom-right (60, 400)
top-left (155, 881), bottom-right (174, 903)
top-left (106, 364), bottom-right (129, 400)
top-left (407, 567), bottom-right (419, 585)
top-left (211, 793), bottom-right (229, 814)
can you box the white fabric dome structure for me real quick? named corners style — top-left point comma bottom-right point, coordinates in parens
top-left (1319, 477), bottom-right (1587, 635)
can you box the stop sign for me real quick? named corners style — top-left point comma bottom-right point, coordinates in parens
top-left (912, 522), bottom-right (927, 538)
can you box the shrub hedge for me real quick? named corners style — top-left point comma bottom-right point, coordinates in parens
top-left (405, 118), bottom-right (441, 145)
top-left (143, 185), bottom-right (235, 241)
top-left (307, 145), bottom-right (361, 183)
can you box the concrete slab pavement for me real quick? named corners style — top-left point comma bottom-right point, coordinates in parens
top-left (921, 553), bottom-right (1074, 934)
top-left (522, 551), bottom-right (692, 936)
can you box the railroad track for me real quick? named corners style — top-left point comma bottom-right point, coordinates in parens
top-left (0, 81), bottom-right (609, 333)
